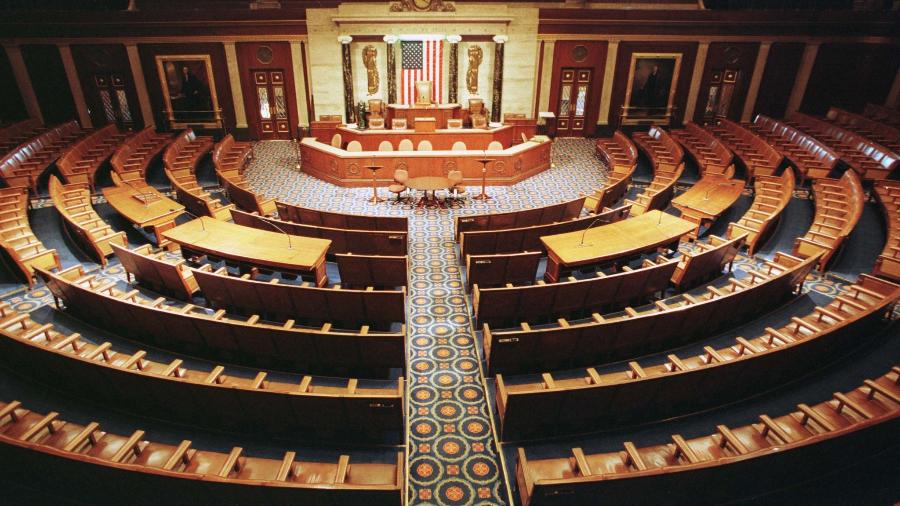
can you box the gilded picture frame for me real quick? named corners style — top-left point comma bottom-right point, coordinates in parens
top-left (155, 54), bottom-right (222, 128)
top-left (621, 52), bottom-right (682, 125)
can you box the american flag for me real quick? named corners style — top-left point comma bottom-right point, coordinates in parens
top-left (401, 39), bottom-right (443, 105)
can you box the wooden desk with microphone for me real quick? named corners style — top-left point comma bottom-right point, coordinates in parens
top-left (540, 210), bottom-right (695, 282)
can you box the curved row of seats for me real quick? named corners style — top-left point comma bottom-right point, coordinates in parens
top-left (56, 124), bottom-right (130, 188)
top-left (454, 196), bottom-right (585, 239)
top-left (586, 132), bottom-right (638, 213)
top-left (495, 272), bottom-right (899, 439)
top-left (827, 107), bottom-right (900, 153)
top-left (863, 102), bottom-right (900, 128)
top-left (669, 122), bottom-right (734, 177)
top-left (276, 201), bottom-right (408, 232)
top-left (48, 175), bottom-right (126, 266)
top-left (213, 137), bottom-right (275, 217)
top-left (873, 180), bottom-right (900, 282)
top-left (0, 118), bottom-right (47, 154)
top-left (110, 126), bottom-right (173, 184)
top-left (0, 303), bottom-right (404, 442)
top-left (628, 126), bottom-right (684, 215)
top-left (37, 265), bottom-right (405, 377)
top-left (515, 368), bottom-right (899, 505)
top-left (484, 251), bottom-right (817, 375)
top-left (0, 399), bottom-right (404, 505)
top-left (164, 129), bottom-right (235, 220)
top-left (746, 115), bottom-right (838, 181)
top-left (705, 118), bottom-right (783, 179)
top-left (0, 120), bottom-right (88, 192)
top-left (787, 112), bottom-right (899, 180)
top-left (0, 186), bottom-right (61, 287)
top-left (791, 169), bottom-right (864, 271)
top-left (727, 169), bottom-right (794, 255)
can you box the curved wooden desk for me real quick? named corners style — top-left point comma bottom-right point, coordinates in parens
top-left (162, 217), bottom-right (331, 286)
top-left (672, 176), bottom-right (745, 239)
top-left (540, 210), bottom-right (695, 282)
top-left (102, 184), bottom-right (183, 244)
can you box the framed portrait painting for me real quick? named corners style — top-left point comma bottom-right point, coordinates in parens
top-left (622, 53), bottom-right (682, 125)
top-left (155, 54), bottom-right (222, 128)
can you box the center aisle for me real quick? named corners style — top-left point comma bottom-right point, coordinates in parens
top-left (405, 210), bottom-right (508, 505)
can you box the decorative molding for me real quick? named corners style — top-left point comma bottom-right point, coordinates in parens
top-left (389, 0), bottom-right (455, 13)
top-left (492, 34), bottom-right (509, 44)
top-left (446, 34), bottom-right (462, 44)
top-left (331, 16), bottom-right (511, 26)
top-left (383, 35), bottom-right (399, 45)
top-left (337, 35), bottom-right (353, 45)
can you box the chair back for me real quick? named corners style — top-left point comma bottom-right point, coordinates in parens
top-left (346, 140), bottom-right (362, 152)
top-left (452, 141), bottom-right (467, 151)
top-left (417, 140), bottom-right (433, 151)
top-left (394, 169), bottom-right (409, 184)
top-left (487, 141), bottom-right (503, 151)
top-left (378, 140), bottom-right (394, 152)
top-left (368, 99), bottom-right (384, 117)
top-left (398, 139), bottom-right (414, 151)
top-left (469, 98), bottom-right (485, 115)
top-left (330, 133), bottom-right (342, 148)
top-left (448, 170), bottom-right (463, 185)
top-left (392, 118), bottom-right (408, 130)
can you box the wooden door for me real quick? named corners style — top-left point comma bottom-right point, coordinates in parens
top-left (556, 68), bottom-right (592, 136)
top-left (252, 70), bottom-right (291, 140)
top-left (90, 74), bottom-right (135, 129)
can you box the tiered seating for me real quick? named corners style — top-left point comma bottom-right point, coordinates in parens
top-left (629, 127), bottom-right (685, 215)
top-left (193, 266), bottom-right (406, 329)
top-left (0, 120), bottom-right (87, 192)
top-left (826, 107), bottom-right (900, 154)
top-left (336, 253), bottom-right (408, 288)
top-left (0, 303), bottom-right (404, 442)
top-left (0, 118), bottom-right (46, 154)
top-left (669, 122), bottom-right (734, 177)
top-left (37, 265), bottom-right (405, 377)
top-left (110, 127), bottom-right (172, 185)
top-left (727, 170), bottom-right (795, 255)
top-left (787, 112), bottom-right (899, 180)
top-left (873, 180), bottom-right (900, 281)
top-left (0, 400), bottom-right (404, 504)
top-left (495, 273), bottom-right (898, 439)
top-left (473, 256), bottom-right (678, 328)
top-left (48, 175), bottom-right (126, 266)
top-left (670, 233), bottom-right (745, 290)
top-left (56, 124), bottom-right (130, 188)
top-left (276, 201), bottom-right (408, 231)
top-left (454, 197), bottom-right (585, 240)
top-left (465, 251), bottom-right (542, 292)
top-left (585, 132), bottom-right (638, 213)
top-left (706, 118), bottom-right (783, 179)
top-left (163, 129), bottom-right (234, 220)
top-left (459, 205), bottom-right (630, 258)
top-left (163, 128), bottom-right (214, 174)
top-left (484, 252), bottom-right (819, 376)
top-left (213, 139), bottom-right (275, 217)
top-left (232, 209), bottom-right (408, 256)
top-left (515, 369), bottom-right (900, 505)
top-left (792, 169), bottom-right (864, 271)
top-left (0, 186), bottom-right (61, 287)
top-left (863, 102), bottom-right (900, 128)
top-left (746, 115), bottom-right (839, 180)
top-left (111, 243), bottom-right (199, 300)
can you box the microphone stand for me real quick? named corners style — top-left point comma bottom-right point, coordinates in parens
top-left (255, 215), bottom-right (294, 250)
top-left (576, 216), bottom-right (607, 248)
top-left (171, 208), bottom-right (206, 231)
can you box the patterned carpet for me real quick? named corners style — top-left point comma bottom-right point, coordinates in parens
top-left (2, 138), bottom-right (862, 505)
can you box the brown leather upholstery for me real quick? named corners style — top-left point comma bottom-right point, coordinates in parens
top-left (454, 197), bottom-right (585, 240)
top-left (706, 118), bottom-right (784, 178)
top-left (873, 180), bottom-right (900, 282)
top-left (792, 169), bottom-right (864, 270)
top-left (276, 200), bottom-right (408, 231)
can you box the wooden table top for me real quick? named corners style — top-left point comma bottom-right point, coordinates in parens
top-left (101, 184), bottom-right (184, 228)
top-left (672, 177), bottom-right (745, 218)
top-left (162, 217), bottom-right (331, 271)
top-left (407, 176), bottom-right (451, 191)
top-left (541, 210), bottom-right (696, 266)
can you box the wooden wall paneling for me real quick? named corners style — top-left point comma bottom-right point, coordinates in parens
top-left (236, 42), bottom-right (300, 140)
top-left (137, 43), bottom-right (235, 133)
top-left (801, 43), bottom-right (900, 116)
top-left (0, 48), bottom-right (27, 123)
top-left (20, 44), bottom-right (77, 125)
top-left (547, 41), bottom-right (608, 136)
top-left (70, 44), bottom-right (143, 128)
top-left (752, 42), bottom-right (804, 119)
top-left (693, 42), bottom-right (760, 123)
top-left (609, 41), bottom-right (698, 128)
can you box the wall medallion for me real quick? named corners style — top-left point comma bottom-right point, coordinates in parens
top-left (390, 0), bottom-right (455, 12)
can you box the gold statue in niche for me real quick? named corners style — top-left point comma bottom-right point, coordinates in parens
top-left (363, 45), bottom-right (379, 95)
top-left (466, 45), bottom-right (483, 94)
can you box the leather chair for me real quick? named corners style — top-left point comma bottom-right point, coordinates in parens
top-left (446, 170), bottom-right (467, 201)
top-left (398, 139), bottom-right (414, 151)
top-left (388, 169), bottom-right (409, 203)
top-left (378, 141), bottom-right (393, 152)
top-left (452, 141), bottom-right (467, 151)
top-left (392, 118), bottom-right (408, 130)
top-left (469, 99), bottom-right (488, 129)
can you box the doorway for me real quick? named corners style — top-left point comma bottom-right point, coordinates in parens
top-left (90, 74), bottom-right (135, 129)
top-left (252, 69), bottom-right (291, 140)
top-left (555, 68), bottom-right (592, 136)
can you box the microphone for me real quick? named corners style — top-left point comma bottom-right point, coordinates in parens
top-left (577, 216), bottom-right (608, 248)
top-left (253, 215), bottom-right (294, 250)
top-left (170, 208), bottom-right (206, 231)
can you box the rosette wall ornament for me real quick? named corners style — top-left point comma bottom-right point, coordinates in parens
top-left (390, 0), bottom-right (455, 12)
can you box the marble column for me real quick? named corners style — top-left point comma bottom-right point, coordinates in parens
top-left (223, 42), bottom-right (248, 129)
top-left (338, 35), bottom-right (355, 123)
top-left (4, 44), bottom-right (42, 122)
top-left (491, 35), bottom-right (508, 123)
top-left (58, 44), bottom-right (92, 128)
top-left (741, 41), bottom-right (772, 122)
top-left (785, 42), bottom-right (820, 115)
top-left (446, 35), bottom-right (461, 104)
top-left (125, 43), bottom-right (154, 128)
top-left (384, 35), bottom-right (398, 105)
top-left (597, 40), bottom-right (619, 126)
top-left (290, 40), bottom-right (310, 129)
top-left (683, 41), bottom-right (709, 124)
